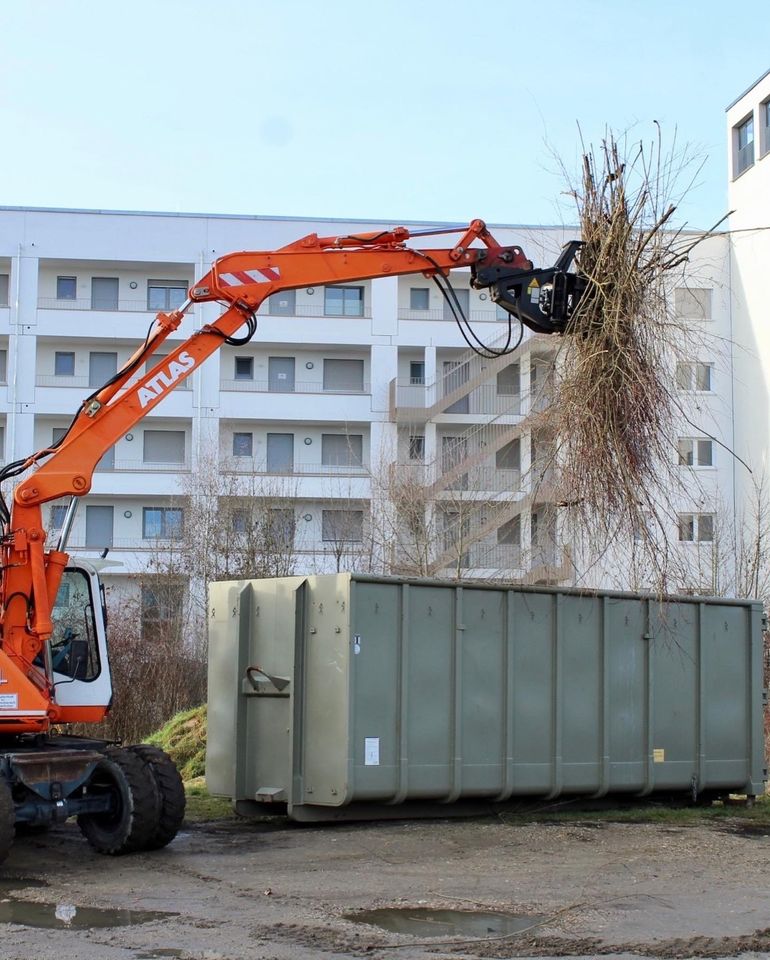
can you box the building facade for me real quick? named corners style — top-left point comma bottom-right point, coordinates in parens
top-left (1, 70), bottom-right (767, 616)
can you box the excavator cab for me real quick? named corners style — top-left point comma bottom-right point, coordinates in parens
top-left (47, 562), bottom-right (112, 710)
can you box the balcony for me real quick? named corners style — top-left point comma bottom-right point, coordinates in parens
top-left (221, 457), bottom-right (369, 477)
top-left (38, 297), bottom-right (195, 313)
top-left (220, 378), bottom-right (369, 395)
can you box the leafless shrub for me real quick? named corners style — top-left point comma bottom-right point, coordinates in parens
top-left (545, 128), bottom-right (719, 577)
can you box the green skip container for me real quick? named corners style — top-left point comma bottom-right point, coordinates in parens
top-left (206, 574), bottom-right (766, 820)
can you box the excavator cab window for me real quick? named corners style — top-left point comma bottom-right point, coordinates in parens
top-left (50, 568), bottom-right (101, 682)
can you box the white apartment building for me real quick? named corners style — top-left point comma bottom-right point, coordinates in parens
top-left (0, 74), bottom-right (766, 614)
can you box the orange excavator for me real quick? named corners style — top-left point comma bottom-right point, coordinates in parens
top-left (0, 220), bottom-right (584, 862)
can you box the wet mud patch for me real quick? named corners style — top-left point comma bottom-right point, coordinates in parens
top-left (346, 907), bottom-right (544, 938)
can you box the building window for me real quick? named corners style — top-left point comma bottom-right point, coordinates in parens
top-left (497, 515), bottom-right (521, 545)
top-left (497, 363), bottom-right (520, 396)
top-left (0, 274), bottom-right (9, 306)
top-left (49, 504), bottom-right (68, 530)
top-left (322, 509), bottom-right (364, 542)
top-left (409, 361), bottom-right (425, 385)
top-left (142, 507), bottom-right (183, 539)
top-left (675, 362), bottom-right (712, 392)
top-left (56, 276), bottom-right (77, 300)
top-left (54, 351), bottom-right (75, 376)
top-left (232, 432), bottom-right (253, 457)
top-left (143, 430), bottom-right (185, 465)
top-left (147, 280), bottom-right (188, 311)
top-left (141, 582), bottom-right (184, 641)
top-left (678, 513), bottom-right (714, 543)
top-left (321, 433), bottom-right (363, 467)
top-left (496, 438), bottom-right (521, 471)
top-left (323, 358), bottom-right (364, 392)
top-left (324, 285), bottom-right (364, 317)
top-left (674, 287), bottom-right (712, 321)
top-left (734, 114), bottom-right (754, 176)
top-left (0, 349), bottom-right (6, 383)
top-left (268, 508), bottom-right (296, 549)
top-left (232, 508), bottom-right (247, 534)
top-left (409, 435), bottom-right (425, 461)
top-left (234, 356), bottom-right (254, 380)
top-left (762, 99), bottom-right (770, 158)
top-left (677, 438), bottom-right (713, 467)
top-left (409, 288), bottom-right (429, 310)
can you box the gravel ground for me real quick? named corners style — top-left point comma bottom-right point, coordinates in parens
top-left (1, 812), bottom-right (769, 960)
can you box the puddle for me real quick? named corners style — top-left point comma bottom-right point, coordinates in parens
top-left (135, 951), bottom-right (185, 959)
top-left (346, 907), bottom-right (543, 939)
top-left (0, 897), bottom-right (174, 930)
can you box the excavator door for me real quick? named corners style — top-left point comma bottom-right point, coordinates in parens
top-left (49, 562), bottom-right (112, 710)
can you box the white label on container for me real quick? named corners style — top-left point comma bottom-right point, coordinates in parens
top-left (364, 737), bottom-right (380, 766)
top-left (0, 694), bottom-right (19, 709)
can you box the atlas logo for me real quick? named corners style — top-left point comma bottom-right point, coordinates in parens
top-left (138, 351), bottom-right (196, 408)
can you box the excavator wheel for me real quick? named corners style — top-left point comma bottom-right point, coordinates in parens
top-left (0, 779), bottom-right (15, 865)
top-left (126, 745), bottom-right (185, 849)
top-left (77, 747), bottom-right (159, 855)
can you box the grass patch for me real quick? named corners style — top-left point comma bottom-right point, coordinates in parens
top-left (184, 777), bottom-right (236, 822)
top-left (497, 796), bottom-right (770, 827)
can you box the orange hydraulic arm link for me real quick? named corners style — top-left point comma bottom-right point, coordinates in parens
top-left (0, 219), bottom-right (532, 730)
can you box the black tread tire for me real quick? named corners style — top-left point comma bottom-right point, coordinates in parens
top-left (77, 747), bottom-right (159, 855)
top-left (0, 779), bottom-right (15, 865)
top-left (126, 745), bottom-right (185, 850)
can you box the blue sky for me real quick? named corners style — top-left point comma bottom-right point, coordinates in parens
top-left (0, 0), bottom-right (767, 230)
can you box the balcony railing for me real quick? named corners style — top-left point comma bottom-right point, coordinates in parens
top-left (38, 298), bottom-right (195, 313)
top-left (397, 308), bottom-right (505, 322)
top-left (220, 378), bottom-right (369, 394)
top-left (221, 458), bottom-right (369, 476)
top-left (256, 303), bottom-right (370, 319)
top-left (392, 380), bottom-right (521, 416)
top-left (735, 141), bottom-right (754, 176)
top-left (36, 374), bottom-right (190, 390)
top-left (95, 458), bottom-right (192, 473)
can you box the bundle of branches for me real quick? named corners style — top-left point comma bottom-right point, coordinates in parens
top-left (543, 130), bottom-right (715, 566)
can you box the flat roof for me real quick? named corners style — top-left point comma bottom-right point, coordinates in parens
top-left (726, 67), bottom-right (770, 111)
top-left (0, 204), bottom-right (565, 232)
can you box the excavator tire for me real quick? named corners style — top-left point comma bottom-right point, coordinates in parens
top-left (0, 779), bottom-right (15, 865)
top-left (77, 747), bottom-right (159, 855)
top-left (126, 745), bottom-right (185, 850)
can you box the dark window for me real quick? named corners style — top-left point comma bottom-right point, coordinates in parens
top-left (142, 507), bottom-right (183, 539)
top-left (408, 435), bottom-right (425, 460)
top-left (409, 288), bottom-right (429, 310)
top-left (0, 274), bottom-right (9, 306)
top-left (268, 508), bottom-right (296, 549)
top-left (497, 515), bottom-right (521, 545)
top-left (147, 280), bottom-right (187, 311)
top-left (496, 439), bottom-right (521, 471)
top-left (322, 509), bottom-right (364, 542)
top-left (0, 349), bottom-right (6, 383)
top-left (677, 438), bottom-right (713, 467)
top-left (234, 356), bottom-right (254, 380)
top-left (497, 363), bottom-right (520, 395)
top-left (55, 351), bottom-right (75, 376)
top-left (233, 432), bottom-right (253, 457)
top-left (409, 361), bottom-right (425, 385)
top-left (56, 276), bottom-right (77, 300)
top-left (232, 509), bottom-right (247, 533)
top-left (735, 114), bottom-right (754, 175)
top-left (50, 504), bottom-right (68, 529)
top-left (324, 285), bottom-right (364, 317)
top-left (141, 581), bottom-right (184, 641)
